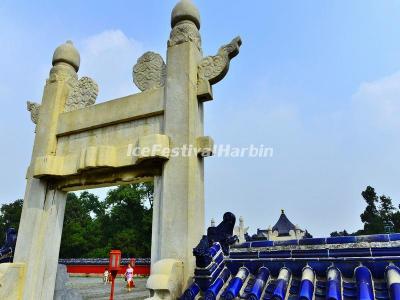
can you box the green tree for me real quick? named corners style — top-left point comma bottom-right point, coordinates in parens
top-left (392, 209), bottom-right (400, 232)
top-left (378, 195), bottom-right (395, 231)
top-left (59, 182), bottom-right (153, 258)
top-left (0, 199), bottom-right (23, 242)
top-left (59, 193), bottom-right (99, 258)
top-left (331, 186), bottom-right (398, 236)
top-left (104, 183), bottom-right (153, 258)
top-left (330, 230), bottom-right (350, 237)
top-left (360, 186), bottom-right (382, 234)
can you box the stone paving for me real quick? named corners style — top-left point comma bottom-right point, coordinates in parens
top-left (68, 276), bottom-right (149, 300)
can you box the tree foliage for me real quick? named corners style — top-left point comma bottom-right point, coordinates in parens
top-left (1, 183), bottom-right (399, 250)
top-left (0, 199), bottom-right (23, 243)
top-left (330, 185), bottom-right (399, 236)
top-left (60, 182), bottom-right (153, 258)
top-left (330, 230), bottom-right (350, 237)
top-left (0, 183), bottom-right (153, 258)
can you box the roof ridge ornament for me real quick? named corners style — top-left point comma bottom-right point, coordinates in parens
top-left (197, 36), bottom-right (242, 101)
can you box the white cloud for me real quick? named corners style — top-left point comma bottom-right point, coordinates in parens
top-left (78, 30), bottom-right (143, 102)
top-left (352, 71), bottom-right (400, 130)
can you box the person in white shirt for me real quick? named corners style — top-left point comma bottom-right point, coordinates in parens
top-left (124, 263), bottom-right (135, 292)
top-left (103, 268), bottom-right (110, 284)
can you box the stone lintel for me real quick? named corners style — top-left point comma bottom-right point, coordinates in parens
top-left (56, 87), bottom-right (164, 136)
top-left (33, 134), bottom-right (170, 178)
top-left (56, 163), bottom-right (160, 192)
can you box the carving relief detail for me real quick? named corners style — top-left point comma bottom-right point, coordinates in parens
top-left (133, 52), bottom-right (166, 91)
top-left (168, 21), bottom-right (201, 51)
top-left (198, 36), bottom-right (242, 84)
top-left (47, 65), bottom-right (78, 85)
top-left (65, 77), bottom-right (99, 112)
top-left (197, 37), bottom-right (242, 101)
top-left (27, 101), bottom-right (41, 124)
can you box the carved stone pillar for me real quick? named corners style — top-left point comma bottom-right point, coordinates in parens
top-left (13, 41), bottom-right (79, 300)
top-left (158, 0), bottom-right (204, 286)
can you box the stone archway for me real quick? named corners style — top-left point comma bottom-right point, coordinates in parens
top-left (0, 1), bottom-right (241, 299)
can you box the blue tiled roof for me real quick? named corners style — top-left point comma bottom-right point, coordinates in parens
top-left (181, 233), bottom-right (400, 300)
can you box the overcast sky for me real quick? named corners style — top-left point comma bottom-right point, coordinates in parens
top-left (1, 0), bottom-right (400, 237)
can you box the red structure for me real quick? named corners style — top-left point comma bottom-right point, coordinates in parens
top-left (109, 250), bottom-right (121, 300)
top-left (59, 257), bottom-right (151, 276)
top-left (65, 264), bottom-right (150, 276)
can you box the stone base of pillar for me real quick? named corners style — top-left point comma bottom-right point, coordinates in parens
top-left (146, 259), bottom-right (184, 300)
top-left (0, 263), bottom-right (26, 300)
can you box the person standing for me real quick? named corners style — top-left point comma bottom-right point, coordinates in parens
top-left (124, 263), bottom-right (135, 292)
top-left (103, 268), bottom-right (109, 284)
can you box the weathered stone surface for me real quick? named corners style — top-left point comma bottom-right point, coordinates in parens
top-left (168, 21), bottom-right (201, 51)
top-left (133, 52), bottom-right (166, 91)
top-left (65, 77), bottom-right (98, 112)
top-left (171, 0), bottom-right (200, 29)
top-left (13, 40), bottom-right (75, 300)
top-left (0, 263), bottom-right (25, 300)
top-left (32, 88), bottom-right (165, 180)
top-left (53, 264), bottom-right (83, 300)
top-left (52, 41), bottom-right (80, 72)
top-left (198, 37), bottom-right (242, 85)
top-left (27, 101), bottom-right (41, 124)
top-left (196, 136), bottom-right (214, 157)
top-left (146, 259), bottom-right (183, 300)
top-left (150, 40), bottom-right (204, 294)
top-left (198, 36), bottom-right (242, 101)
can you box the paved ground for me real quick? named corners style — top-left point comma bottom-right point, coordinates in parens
top-left (68, 276), bottom-right (150, 300)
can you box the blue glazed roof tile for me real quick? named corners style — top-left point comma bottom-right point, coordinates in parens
top-left (329, 248), bottom-right (371, 258)
top-left (389, 233), bottom-right (400, 241)
top-left (182, 222), bottom-right (400, 300)
top-left (273, 239), bottom-right (298, 246)
top-left (326, 236), bottom-right (357, 244)
top-left (259, 250), bottom-right (291, 259)
top-left (229, 251), bottom-right (259, 259)
top-left (356, 234), bottom-right (390, 243)
top-left (292, 249), bottom-right (329, 258)
top-left (298, 238), bottom-right (326, 245)
top-left (371, 247), bottom-right (400, 257)
top-left (251, 240), bottom-right (274, 248)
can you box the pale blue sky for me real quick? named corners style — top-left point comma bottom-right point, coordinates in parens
top-left (1, 1), bottom-right (400, 237)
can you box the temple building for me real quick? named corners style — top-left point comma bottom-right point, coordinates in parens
top-left (254, 210), bottom-right (312, 241)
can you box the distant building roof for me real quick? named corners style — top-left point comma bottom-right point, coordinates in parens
top-left (252, 209), bottom-right (312, 241)
top-left (272, 209), bottom-right (297, 236)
